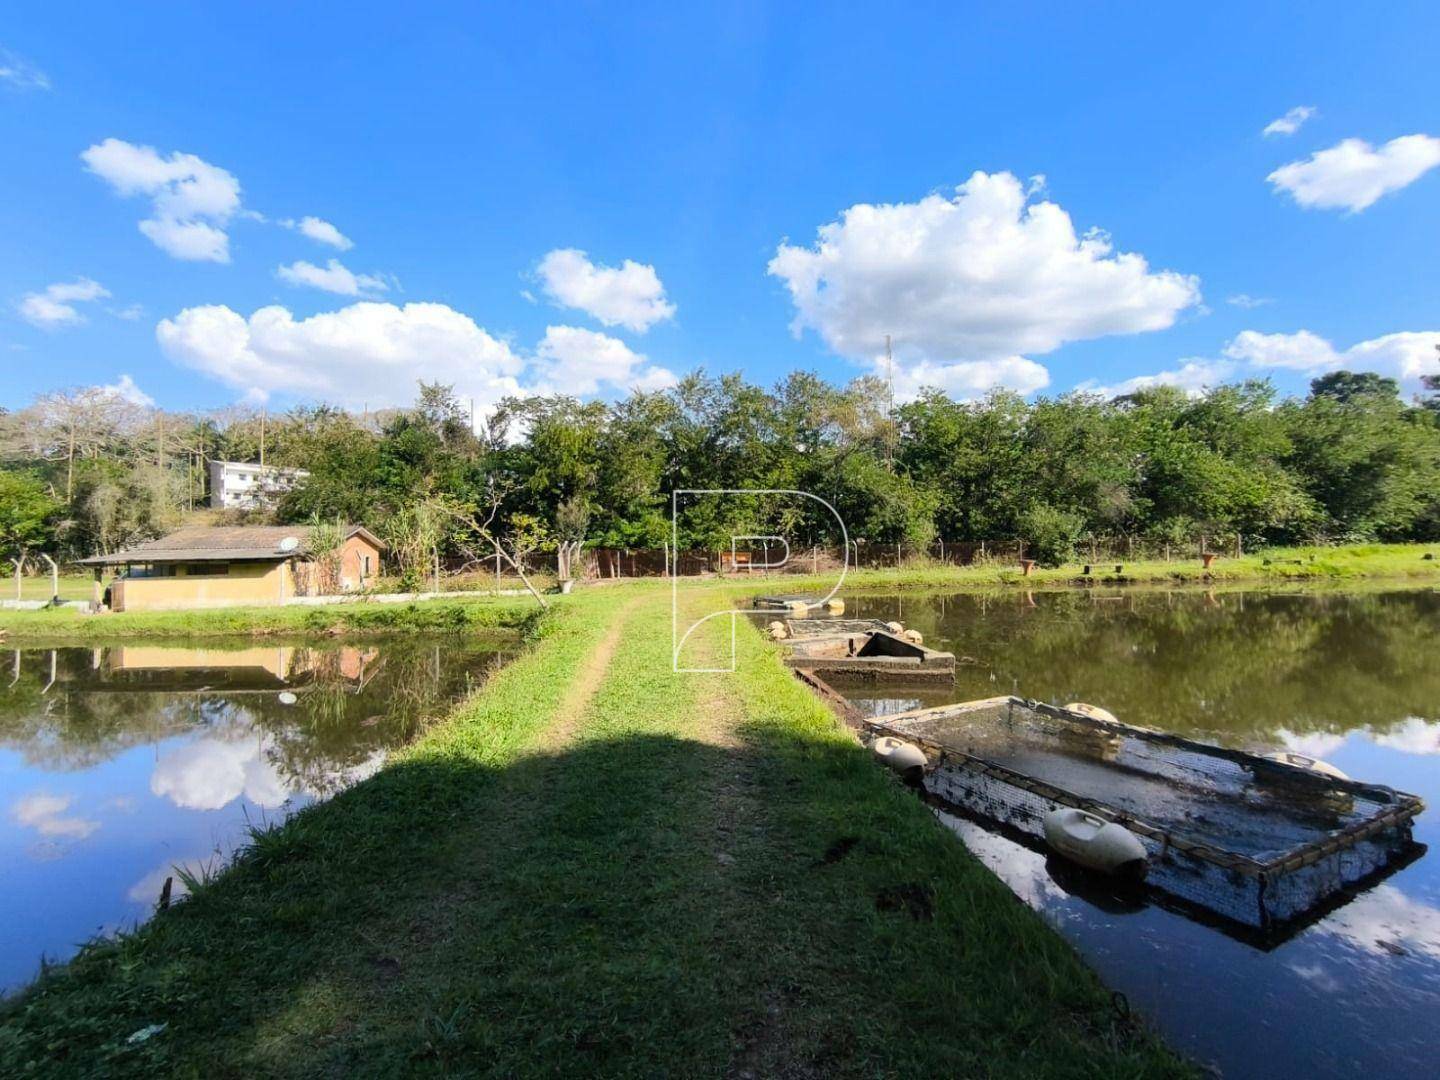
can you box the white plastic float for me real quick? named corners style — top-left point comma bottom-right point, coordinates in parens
top-left (1064, 701), bottom-right (1119, 723)
top-left (1262, 751), bottom-right (1349, 781)
top-left (766, 620), bottom-right (788, 640)
top-left (884, 621), bottom-right (904, 635)
top-left (824, 598), bottom-right (845, 614)
top-left (1042, 808), bottom-right (1147, 876)
top-left (871, 736), bottom-right (927, 776)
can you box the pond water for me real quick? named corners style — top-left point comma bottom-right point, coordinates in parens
top-left (838, 588), bottom-right (1440, 1079)
top-left (0, 636), bottom-right (509, 994)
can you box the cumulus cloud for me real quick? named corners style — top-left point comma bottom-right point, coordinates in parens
top-left (1372, 717), bottom-right (1440, 756)
top-left (768, 171), bottom-right (1200, 397)
top-left (1262, 105), bottom-right (1316, 138)
top-left (1225, 328), bottom-right (1440, 389)
top-left (1267, 135), bottom-right (1440, 212)
top-left (283, 215), bottom-right (353, 250)
top-left (536, 248), bottom-right (676, 333)
top-left (157, 301), bottom-right (525, 409)
top-left (1075, 359), bottom-right (1237, 400)
top-left (81, 138), bottom-right (243, 261)
top-left (276, 258), bottom-right (389, 296)
top-left (0, 46), bottom-right (49, 90)
top-left (1320, 884), bottom-right (1440, 961)
top-left (890, 356), bottom-right (1050, 401)
top-left (531, 325), bottom-right (678, 395)
top-left (11, 792), bottom-right (99, 840)
top-left (151, 736), bottom-right (291, 811)
top-left (17, 278), bottom-right (110, 328)
top-left (100, 374), bottom-right (155, 407)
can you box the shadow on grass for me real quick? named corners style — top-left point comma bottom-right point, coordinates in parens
top-left (0, 725), bottom-right (1187, 1078)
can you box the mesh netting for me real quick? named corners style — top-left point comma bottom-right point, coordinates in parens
top-left (876, 697), bottom-right (1422, 930)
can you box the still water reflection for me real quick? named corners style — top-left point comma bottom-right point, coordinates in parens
top-left (0, 637), bottom-right (508, 993)
top-left (841, 588), bottom-right (1440, 1079)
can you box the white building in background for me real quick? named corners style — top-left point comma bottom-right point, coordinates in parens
top-left (208, 460), bottom-right (310, 510)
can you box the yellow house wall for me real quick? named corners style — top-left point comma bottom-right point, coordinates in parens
top-left (107, 645), bottom-right (297, 677)
top-left (113, 561), bottom-right (291, 612)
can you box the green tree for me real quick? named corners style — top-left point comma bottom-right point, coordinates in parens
top-left (0, 471), bottom-right (61, 558)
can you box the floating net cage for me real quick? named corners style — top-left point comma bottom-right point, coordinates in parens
top-left (870, 696), bottom-right (1425, 931)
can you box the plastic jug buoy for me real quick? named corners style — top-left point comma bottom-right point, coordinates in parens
top-left (825, 598), bottom-right (845, 614)
top-left (766, 620), bottom-right (788, 640)
top-left (1065, 702), bottom-right (1119, 724)
top-left (277, 691), bottom-right (298, 706)
top-left (872, 736), bottom-right (927, 776)
top-left (1263, 751), bottom-right (1349, 781)
top-left (786, 600), bottom-right (810, 614)
top-left (1043, 808), bottom-right (1147, 876)
top-left (901, 629), bottom-right (924, 645)
top-left (884, 621), bottom-right (904, 635)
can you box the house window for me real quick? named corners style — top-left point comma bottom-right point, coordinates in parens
top-left (362, 554), bottom-right (372, 576)
top-left (185, 563), bottom-right (230, 577)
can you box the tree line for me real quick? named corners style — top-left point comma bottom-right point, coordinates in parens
top-left (2, 368), bottom-right (1438, 571)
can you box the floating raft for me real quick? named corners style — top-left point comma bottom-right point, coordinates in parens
top-left (866, 696), bottom-right (1425, 931)
top-left (782, 628), bottom-right (956, 680)
top-left (784, 617), bottom-right (889, 638)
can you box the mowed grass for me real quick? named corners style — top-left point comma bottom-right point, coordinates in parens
top-left (0, 573), bottom-right (94, 603)
top-left (0, 595), bottom-right (540, 640)
top-left (704, 541), bottom-right (1440, 596)
top-left (0, 583), bottom-right (1191, 1077)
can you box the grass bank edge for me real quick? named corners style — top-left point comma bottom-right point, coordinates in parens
top-left (0, 595), bottom-right (546, 641)
top-left (713, 603), bottom-right (1194, 1074)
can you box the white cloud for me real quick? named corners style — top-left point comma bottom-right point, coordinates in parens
top-left (81, 138), bottom-right (243, 261)
top-left (536, 248), bottom-right (676, 333)
top-left (1225, 328), bottom-right (1440, 389)
top-left (531, 325), bottom-right (677, 395)
top-left (151, 736), bottom-right (290, 811)
top-left (100, 374), bottom-right (155, 407)
top-left (1075, 359), bottom-right (1237, 400)
top-left (1319, 884), bottom-right (1440, 961)
top-left (290, 216), bottom-right (353, 250)
top-left (1372, 717), bottom-right (1440, 756)
top-left (11, 792), bottom-right (99, 840)
top-left (890, 356), bottom-right (1051, 401)
top-left (768, 171), bottom-right (1200, 389)
top-left (276, 258), bottom-right (389, 296)
top-left (157, 301), bottom-right (525, 409)
top-left (1262, 105), bottom-right (1316, 138)
top-left (1227, 293), bottom-right (1273, 309)
top-left (1276, 730), bottom-right (1348, 760)
top-left (17, 278), bottom-right (111, 328)
top-left (1267, 135), bottom-right (1440, 212)
top-left (0, 47), bottom-right (49, 90)
top-left (109, 303), bottom-right (145, 321)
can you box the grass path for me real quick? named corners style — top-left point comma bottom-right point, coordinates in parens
top-left (1, 586), bottom-right (1192, 1077)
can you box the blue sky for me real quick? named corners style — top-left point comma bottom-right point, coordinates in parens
top-left (3, 2), bottom-right (1438, 414)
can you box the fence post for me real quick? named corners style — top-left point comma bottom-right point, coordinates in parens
top-left (40, 554), bottom-right (58, 601)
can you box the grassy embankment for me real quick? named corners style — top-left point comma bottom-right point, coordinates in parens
top-left (0, 583), bottom-right (1191, 1077)
top-left (0, 596), bottom-right (539, 641)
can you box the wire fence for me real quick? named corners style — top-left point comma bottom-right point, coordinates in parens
top-left (445, 534), bottom-right (1258, 581)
